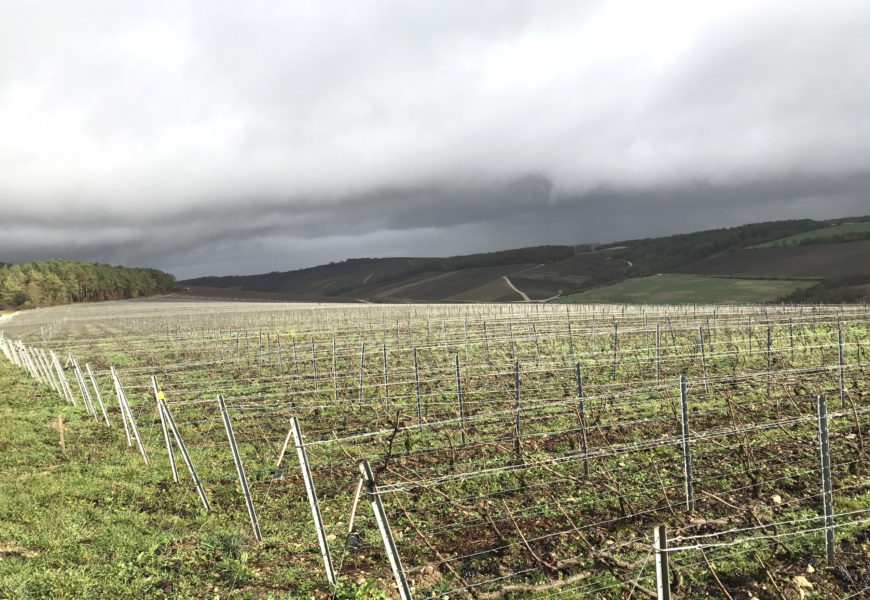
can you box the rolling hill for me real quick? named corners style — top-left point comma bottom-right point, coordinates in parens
top-left (181, 216), bottom-right (870, 304)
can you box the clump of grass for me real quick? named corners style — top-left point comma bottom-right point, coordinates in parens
top-left (200, 532), bottom-right (243, 560)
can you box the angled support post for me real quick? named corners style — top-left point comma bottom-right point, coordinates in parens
top-left (38, 349), bottom-right (60, 393)
top-left (218, 394), bottom-right (262, 541)
top-left (73, 358), bottom-right (98, 420)
top-left (359, 460), bottom-right (413, 600)
top-left (26, 347), bottom-right (45, 383)
top-left (290, 417), bottom-right (336, 586)
top-left (51, 351), bottom-right (76, 406)
top-left (152, 376), bottom-right (178, 483)
top-left (111, 366), bottom-right (132, 446)
top-left (85, 363), bottom-right (111, 427)
top-left (111, 366), bottom-right (148, 465)
top-left (159, 398), bottom-right (210, 511)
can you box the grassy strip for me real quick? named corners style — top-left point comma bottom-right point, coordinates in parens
top-left (752, 221), bottom-right (870, 248)
top-left (0, 360), bottom-right (380, 600)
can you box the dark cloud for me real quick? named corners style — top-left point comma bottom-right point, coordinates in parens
top-left (1, 1), bottom-right (869, 278)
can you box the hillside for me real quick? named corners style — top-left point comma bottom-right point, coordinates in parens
top-left (181, 216), bottom-right (870, 304)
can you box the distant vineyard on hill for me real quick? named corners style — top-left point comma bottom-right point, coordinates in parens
top-left (182, 216), bottom-right (870, 304)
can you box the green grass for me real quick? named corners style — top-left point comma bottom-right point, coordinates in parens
top-left (0, 361), bottom-right (380, 600)
top-left (552, 274), bottom-right (815, 304)
top-left (751, 221), bottom-right (870, 247)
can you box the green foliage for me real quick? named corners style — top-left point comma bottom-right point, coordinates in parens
top-left (779, 273), bottom-right (870, 303)
top-left (200, 532), bottom-right (243, 559)
top-left (607, 219), bottom-right (822, 275)
top-left (0, 259), bottom-right (175, 309)
top-left (434, 245), bottom-right (575, 271)
top-left (333, 579), bottom-right (388, 600)
top-left (752, 218), bottom-right (870, 247)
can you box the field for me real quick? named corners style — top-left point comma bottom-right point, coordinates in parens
top-left (553, 274), bottom-right (815, 304)
top-left (753, 222), bottom-right (870, 248)
top-left (2, 299), bottom-right (870, 599)
top-left (671, 240), bottom-right (870, 280)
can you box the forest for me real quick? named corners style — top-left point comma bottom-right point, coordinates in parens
top-left (0, 259), bottom-right (175, 309)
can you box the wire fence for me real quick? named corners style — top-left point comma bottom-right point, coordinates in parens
top-left (2, 299), bottom-right (869, 599)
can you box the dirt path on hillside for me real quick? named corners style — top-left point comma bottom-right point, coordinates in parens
top-left (502, 276), bottom-right (531, 301)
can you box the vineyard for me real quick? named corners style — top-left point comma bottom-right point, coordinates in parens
top-left (2, 299), bottom-right (870, 599)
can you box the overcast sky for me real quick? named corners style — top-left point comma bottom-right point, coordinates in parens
top-left (2, 1), bottom-right (869, 279)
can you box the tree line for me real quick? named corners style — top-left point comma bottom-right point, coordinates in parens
top-left (0, 259), bottom-right (176, 309)
top-left (609, 219), bottom-right (823, 275)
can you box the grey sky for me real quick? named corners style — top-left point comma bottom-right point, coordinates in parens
top-left (1, 1), bottom-right (869, 279)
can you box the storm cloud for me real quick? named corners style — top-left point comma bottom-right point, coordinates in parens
top-left (1, 1), bottom-right (869, 278)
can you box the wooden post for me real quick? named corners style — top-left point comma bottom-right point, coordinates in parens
top-left (58, 414), bottom-right (65, 454)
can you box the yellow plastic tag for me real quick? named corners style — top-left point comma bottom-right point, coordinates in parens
top-left (157, 392), bottom-right (165, 400)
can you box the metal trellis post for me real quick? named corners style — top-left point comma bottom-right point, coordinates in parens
top-left (290, 417), bottom-right (336, 586)
top-left (359, 460), bottom-right (413, 600)
top-left (679, 375), bottom-right (694, 512)
top-left (817, 394), bottom-right (835, 565)
top-left (217, 394), bottom-right (262, 541)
